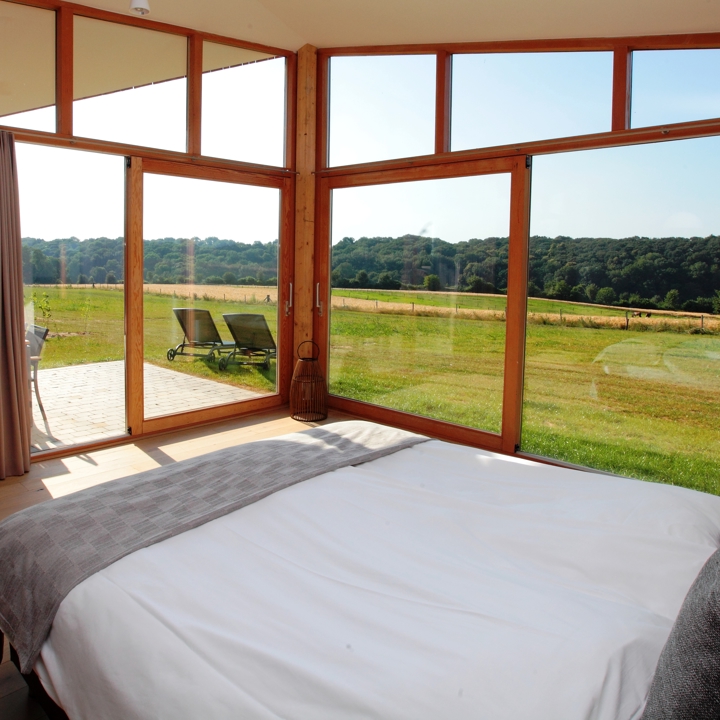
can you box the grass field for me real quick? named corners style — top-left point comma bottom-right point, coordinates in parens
top-left (25, 285), bottom-right (720, 494)
top-left (25, 286), bottom-right (277, 395)
top-left (330, 290), bottom-right (720, 494)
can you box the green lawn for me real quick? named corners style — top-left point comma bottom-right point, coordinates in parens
top-left (25, 286), bottom-right (276, 394)
top-left (26, 286), bottom-right (720, 494)
top-left (330, 299), bottom-right (720, 494)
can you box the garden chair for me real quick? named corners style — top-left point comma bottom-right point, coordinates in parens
top-left (219, 314), bottom-right (277, 371)
top-left (166, 308), bottom-right (234, 361)
top-left (26, 324), bottom-right (49, 421)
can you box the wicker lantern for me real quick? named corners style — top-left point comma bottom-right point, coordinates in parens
top-left (290, 341), bottom-right (328, 422)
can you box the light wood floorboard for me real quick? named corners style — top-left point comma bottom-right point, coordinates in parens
top-left (0, 407), bottom-right (356, 522)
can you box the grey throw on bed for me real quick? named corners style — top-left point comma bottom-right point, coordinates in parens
top-left (640, 549), bottom-right (720, 720)
top-left (0, 421), bottom-right (429, 673)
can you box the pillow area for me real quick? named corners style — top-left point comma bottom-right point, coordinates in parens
top-left (641, 549), bottom-right (720, 720)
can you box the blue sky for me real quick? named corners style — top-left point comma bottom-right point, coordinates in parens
top-left (9, 49), bottom-right (720, 244)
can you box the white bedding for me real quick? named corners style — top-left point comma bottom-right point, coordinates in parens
top-left (35, 438), bottom-right (720, 720)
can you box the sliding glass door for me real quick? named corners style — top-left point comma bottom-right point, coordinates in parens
top-left (141, 167), bottom-right (282, 421)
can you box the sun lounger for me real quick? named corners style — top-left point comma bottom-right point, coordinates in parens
top-left (167, 308), bottom-right (234, 361)
top-left (219, 313), bottom-right (277, 370)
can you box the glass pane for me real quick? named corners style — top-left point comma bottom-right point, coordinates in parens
top-left (143, 174), bottom-right (280, 420)
top-left (451, 52), bottom-right (613, 151)
top-left (522, 137), bottom-right (720, 493)
top-left (631, 49), bottom-right (720, 128)
top-left (17, 143), bottom-right (126, 452)
top-left (202, 43), bottom-right (285, 166)
top-left (73, 17), bottom-right (187, 151)
top-left (328, 55), bottom-right (436, 167)
top-left (0, 1), bottom-right (55, 132)
top-left (330, 174), bottom-right (511, 433)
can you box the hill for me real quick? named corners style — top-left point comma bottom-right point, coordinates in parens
top-left (21, 233), bottom-right (720, 313)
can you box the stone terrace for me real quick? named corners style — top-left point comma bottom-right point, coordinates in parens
top-left (31, 361), bottom-right (261, 452)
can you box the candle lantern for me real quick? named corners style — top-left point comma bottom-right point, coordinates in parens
top-left (289, 341), bottom-right (328, 422)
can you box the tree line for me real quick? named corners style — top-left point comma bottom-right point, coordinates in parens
top-left (332, 234), bottom-right (720, 313)
top-left (21, 233), bottom-right (720, 313)
top-left (21, 236), bottom-right (279, 287)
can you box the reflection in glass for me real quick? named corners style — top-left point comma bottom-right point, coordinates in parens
top-left (0, 1), bottom-right (55, 132)
top-left (328, 55), bottom-right (436, 167)
top-left (143, 174), bottom-right (280, 419)
top-left (329, 174), bottom-right (511, 433)
top-left (202, 43), bottom-right (286, 166)
top-left (631, 49), bottom-right (720, 128)
top-left (522, 137), bottom-right (720, 493)
top-left (16, 143), bottom-right (126, 452)
top-left (451, 52), bottom-right (612, 151)
top-left (73, 17), bottom-right (187, 151)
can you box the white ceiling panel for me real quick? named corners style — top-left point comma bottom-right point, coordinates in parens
top-left (69, 0), bottom-right (720, 51)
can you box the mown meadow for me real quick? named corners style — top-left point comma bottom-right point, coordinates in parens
top-left (330, 289), bottom-right (720, 495)
top-left (25, 285), bottom-right (277, 394)
top-left (24, 284), bottom-right (720, 494)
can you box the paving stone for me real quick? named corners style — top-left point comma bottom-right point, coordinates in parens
top-left (31, 361), bottom-right (262, 453)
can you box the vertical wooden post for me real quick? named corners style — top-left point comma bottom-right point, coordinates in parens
top-left (125, 157), bottom-right (144, 436)
top-left (294, 45), bottom-right (318, 357)
top-left (501, 156), bottom-right (531, 454)
top-left (55, 6), bottom-right (73, 136)
top-left (435, 50), bottom-right (452, 154)
top-left (612, 46), bottom-right (632, 131)
top-left (285, 52), bottom-right (298, 170)
top-left (187, 34), bottom-right (203, 155)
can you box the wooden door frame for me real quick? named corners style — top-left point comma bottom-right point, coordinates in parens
top-left (124, 157), bottom-right (294, 438)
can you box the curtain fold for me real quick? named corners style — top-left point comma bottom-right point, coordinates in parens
top-left (0, 131), bottom-right (31, 479)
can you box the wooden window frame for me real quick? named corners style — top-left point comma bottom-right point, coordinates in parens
top-left (3, 0), bottom-right (296, 170)
top-left (2, 0), bottom-right (297, 461)
top-left (313, 33), bottom-right (720, 457)
top-left (316, 32), bottom-right (720, 172)
top-left (127, 158), bottom-right (295, 438)
top-left (313, 156), bottom-right (530, 452)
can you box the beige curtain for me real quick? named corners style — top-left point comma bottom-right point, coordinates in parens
top-left (0, 131), bottom-right (30, 479)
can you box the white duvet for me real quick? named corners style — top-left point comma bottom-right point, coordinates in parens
top-left (35, 439), bottom-right (720, 720)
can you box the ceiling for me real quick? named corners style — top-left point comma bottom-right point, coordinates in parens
top-left (74, 0), bottom-right (720, 52)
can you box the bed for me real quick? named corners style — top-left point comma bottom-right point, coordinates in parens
top-left (2, 421), bottom-right (720, 720)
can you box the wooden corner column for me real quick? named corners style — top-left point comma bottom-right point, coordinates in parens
top-left (125, 156), bottom-right (144, 437)
top-left (501, 155), bottom-right (532, 454)
top-left (293, 44), bottom-right (318, 356)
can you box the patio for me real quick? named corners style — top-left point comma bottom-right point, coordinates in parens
top-left (30, 360), bottom-right (262, 452)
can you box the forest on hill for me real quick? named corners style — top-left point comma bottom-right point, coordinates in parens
top-left (331, 234), bottom-right (720, 313)
top-left (21, 236), bottom-right (279, 287)
top-left (22, 233), bottom-right (720, 313)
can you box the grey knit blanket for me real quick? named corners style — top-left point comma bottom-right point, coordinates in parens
top-left (0, 421), bottom-right (428, 673)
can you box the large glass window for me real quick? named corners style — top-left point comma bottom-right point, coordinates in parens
top-left (631, 49), bottom-right (720, 128)
top-left (330, 173), bottom-right (511, 433)
top-left (17, 144), bottom-right (126, 452)
top-left (451, 52), bottom-right (613, 151)
top-left (73, 17), bottom-right (187, 151)
top-left (328, 55), bottom-right (436, 167)
top-left (0, 1), bottom-right (55, 132)
top-left (143, 173), bottom-right (280, 419)
top-left (201, 42), bottom-right (286, 166)
top-left (522, 137), bottom-right (720, 493)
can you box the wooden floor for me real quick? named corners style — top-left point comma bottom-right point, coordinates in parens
top-left (0, 406), bottom-right (356, 720)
